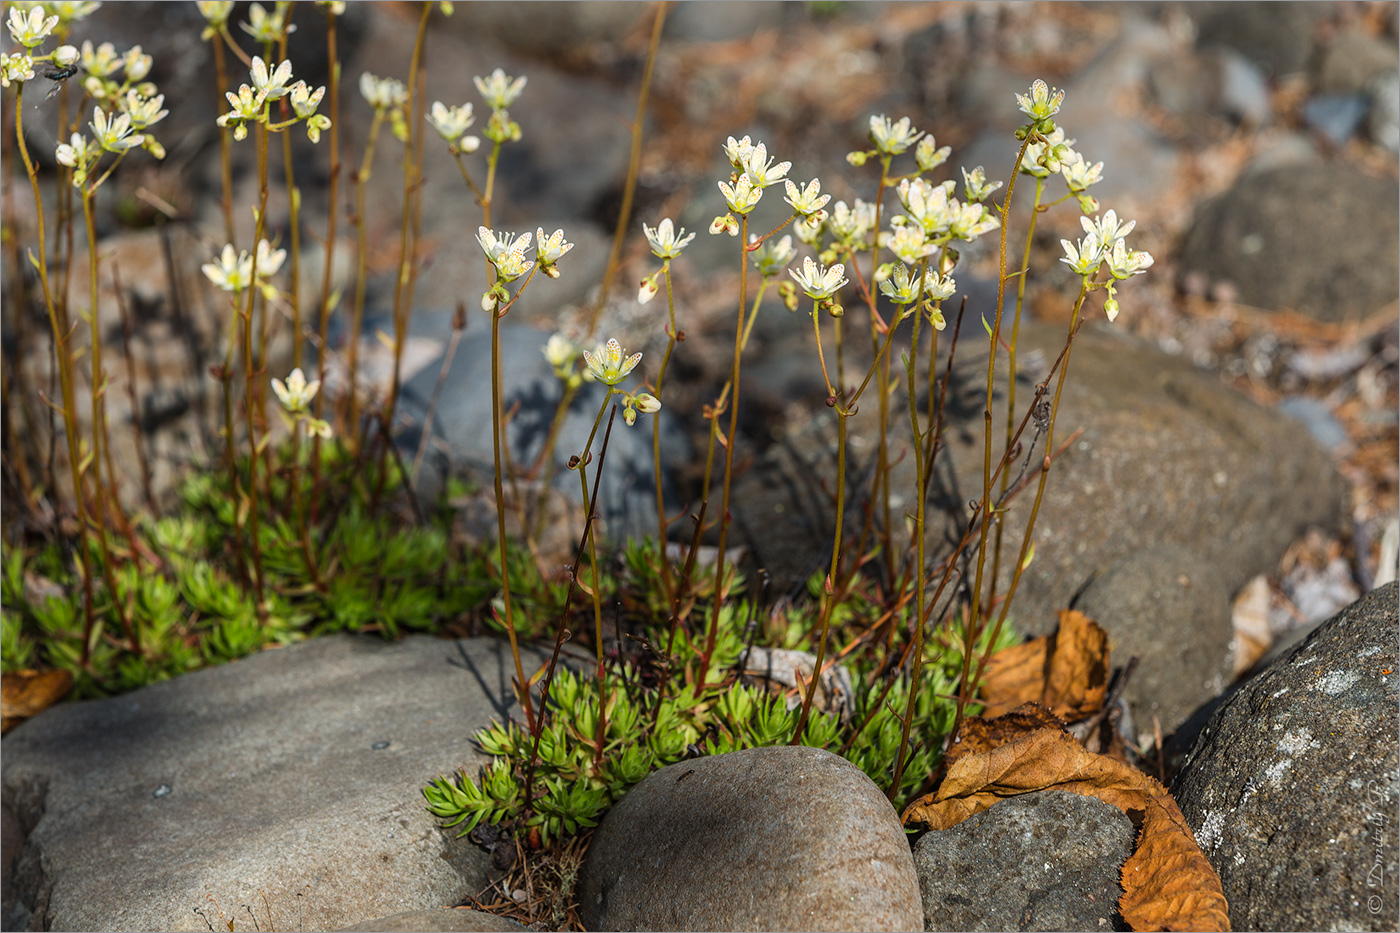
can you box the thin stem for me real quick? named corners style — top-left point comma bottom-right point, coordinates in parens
top-left (13, 83), bottom-right (97, 664)
top-left (586, 0), bottom-right (667, 337)
top-left (987, 175), bottom-right (1044, 611)
top-left (696, 213), bottom-right (750, 688)
top-left (345, 108), bottom-right (386, 439)
top-left (490, 298), bottom-right (535, 731)
top-left (968, 135), bottom-right (1033, 624)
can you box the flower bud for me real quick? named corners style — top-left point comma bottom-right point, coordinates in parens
top-left (638, 275), bottom-right (658, 305)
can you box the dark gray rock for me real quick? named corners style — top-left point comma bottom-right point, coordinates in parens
top-left (1148, 46), bottom-right (1273, 131)
top-left (1177, 163), bottom-right (1400, 323)
top-left (731, 319), bottom-right (1348, 733)
top-left (1313, 27), bottom-right (1400, 96)
top-left (339, 908), bottom-right (528, 932)
top-left (1187, 2), bottom-right (1335, 78)
top-left (1073, 544), bottom-right (1236, 738)
top-left (1, 635), bottom-right (550, 933)
top-left (396, 323), bottom-right (690, 543)
top-left (576, 746), bottom-right (923, 932)
top-left (913, 790), bottom-right (1133, 932)
top-left (1172, 582), bottom-right (1399, 932)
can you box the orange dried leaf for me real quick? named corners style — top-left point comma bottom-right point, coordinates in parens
top-left (902, 725), bottom-right (1229, 932)
top-left (1, 668), bottom-right (73, 734)
top-left (980, 609), bottom-right (1109, 720)
top-left (945, 702), bottom-right (1067, 769)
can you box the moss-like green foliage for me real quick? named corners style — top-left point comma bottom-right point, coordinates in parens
top-left (424, 549), bottom-right (1018, 843)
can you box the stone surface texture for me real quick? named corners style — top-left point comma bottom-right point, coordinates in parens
top-left (1172, 583), bottom-right (1399, 932)
top-left (1, 636), bottom-right (546, 932)
top-left (576, 746), bottom-right (923, 932)
top-left (913, 790), bottom-right (1134, 932)
top-left (1177, 163), bottom-right (1399, 323)
top-left (338, 908), bottom-right (528, 932)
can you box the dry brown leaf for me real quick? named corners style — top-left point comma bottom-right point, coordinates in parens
top-left (1, 668), bottom-right (73, 734)
top-left (903, 725), bottom-right (1229, 932)
top-left (980, 609), bottom-right (1109, 720)
top-left (944, 702), bottom-right (1067, 769)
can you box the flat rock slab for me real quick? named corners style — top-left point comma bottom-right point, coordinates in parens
top-left (913, 790), bottom-right (1133, 931)
top-left (576, 745), bottom-right (922, 932)
top-left (2, 635), bottom-right (546, 932)
top-left (1172, 582), bottom-right (1399, 931)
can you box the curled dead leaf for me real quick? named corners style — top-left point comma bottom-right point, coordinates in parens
top-left (980, 609), bottom-right (1109, 720)
top-left (902, 722), bottom-right (1229, 932)
top-left (1, 668), bottom-right (73, 734)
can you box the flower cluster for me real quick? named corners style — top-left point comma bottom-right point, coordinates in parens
top-left (221, 56), bottom-right (329, 143)
top-left (1058, 209), bottom-right (1153, 321)
top-left (13, 25), bottom-right (170, 185)
top-left (201, 239), bottom-right (287, 300)
top-left (711, 135), bottom-right (793, 234)
top-left (476, 225), bottom-right (573, 312)
top-left (475, 67), bottom-right (525, 145)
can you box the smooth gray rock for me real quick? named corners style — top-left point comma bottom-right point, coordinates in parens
top-left (339, 908), bottom-right (528, 932)
top-left (913, 790), bottom-right (1133, 932)
top-left (576, 746), bottom-right (923, 932)
top-left (396, 323), bottom-right (690, 543)
top-left (1177, 163), bottom-right (1400, 323)
top-left (1368, 70), bottom-right (1400, 153)
top-left (1187, 2), bottom-right (1335, 78)
top-left (731, 319), bottom-right (1348, 733)
top-left (1172, 582), bottom-right (1399, 932)
top-left (1073, 544), bottom-right (1235, 737)
top-left (1, 635), bottom-right (548, 933)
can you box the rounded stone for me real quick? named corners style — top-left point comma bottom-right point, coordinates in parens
top-left (913, 790), bottom-right (1134, 932)
top-left (576, 745), bottom-right (922, 932)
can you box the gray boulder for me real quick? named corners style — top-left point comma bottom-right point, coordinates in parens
top-left (1177, 163), bottom-right (1400, 323)
top-left (576, 746), bottom-right (923, 932)
top-left (1172, 582), bottom-right (1399, 932)
top-left (2, 635), bottom-right (548, 932)
top-left (913, 790), bottom-right (1134, 932)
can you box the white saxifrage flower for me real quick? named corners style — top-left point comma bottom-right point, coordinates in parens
top-left (643, 218), bottom-right (695, 259)
top-left (7, 6), bottom-right (58, 49)
top-left (1060, 152), bottom-right (1104, 192)
top-left (869, 114), bottom-right (922, 155)
top-left (915, 134), bottom-right (951, 172)
top-left (535, 227), bottom-right (573, 278)
top-left (1, 53), bottom-right (35, 88)
top-left (90, 107), bottom-right (142, 153)
top-left (718, 174), bottom-right (763, 214)
top-left (741, 142), bottom-right (790, 189)
top-left (583, 338), bottom-right (641, 386)
top-left (783, 178), bottom-right (830, 217)
top-left (749, 233), bottom-right (795, 277)
top-left (271, 367), bottom-right (320, 413)
top-left (427, 100), bottom-right (474, 142)
top-left (1015, 78), bottom-right (1064, 121)
top-left (474, 68), bottom-right (526, 110)
top-left (1060, 230), bottom-right (1103, 276)
top-left (360, 72), bottom-right (406, 110)
top-left (202, 244), bottom-right (254, 292)
top-left (789, 256), bottom-right (847, 301)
